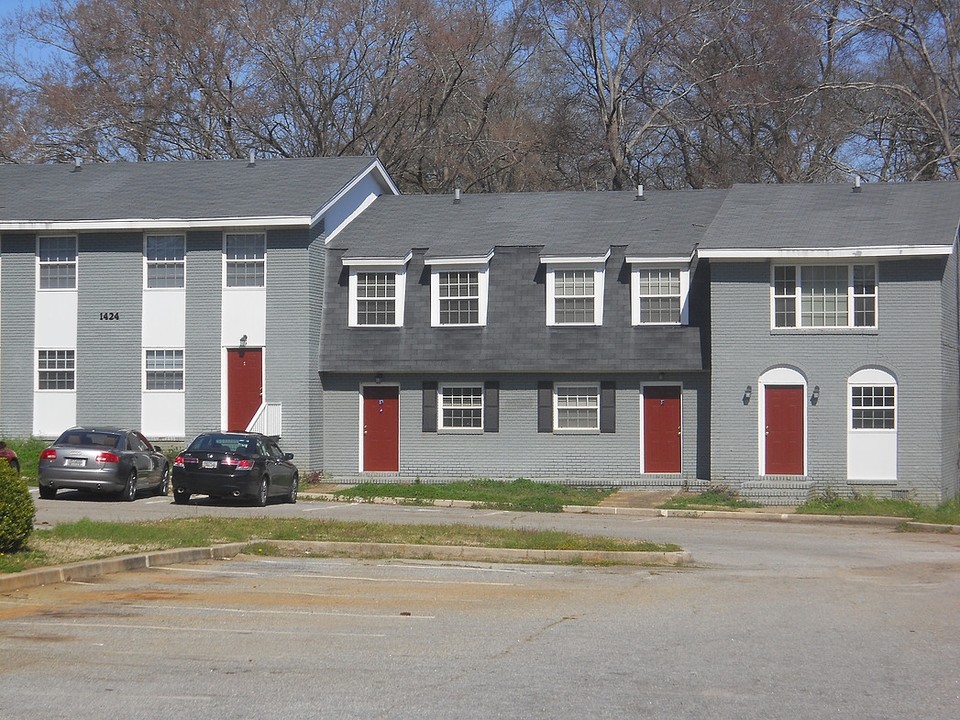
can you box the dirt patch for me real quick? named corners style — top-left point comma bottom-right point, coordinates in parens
top-left (29, 538), bottom-right (167, 566)
top-left (598, 490), bottom-right (686, 508)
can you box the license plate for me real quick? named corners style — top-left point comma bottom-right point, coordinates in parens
top-left (202, 460), bottom-right (218, 469)
top-left (64, 458), bottom-right (86, 467)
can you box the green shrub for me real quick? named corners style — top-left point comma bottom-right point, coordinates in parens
top-left (0, 462), bottom-right (35, 552)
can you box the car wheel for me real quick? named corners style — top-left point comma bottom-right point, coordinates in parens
top-left (39, 485), bottom-right (57, 500)
top-left (155, 465), bottom-right (170, 496)
top-left (122, 471), bottom-right (137, 502)
top-left (255, 478), bottom-right (268, 507)
top-left (287, 474), bottom-right (298, 504)
top-left (173, 489), bottom-right (190, 505)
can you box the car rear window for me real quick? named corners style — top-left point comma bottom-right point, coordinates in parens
top-left (56, 431), bottom-right (122, 448)
top-left (188, 435), bottom-right (256, 455)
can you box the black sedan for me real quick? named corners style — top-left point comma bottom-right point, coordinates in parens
top-left (172, 432), bottom-right (298, 507)
top-left (38, 427), bottom-right (169, 501)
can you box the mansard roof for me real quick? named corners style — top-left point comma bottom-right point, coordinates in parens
top-left (0, 156), bottom-right (392, 229)
top-left (332, 189), bottom-right (728, 260)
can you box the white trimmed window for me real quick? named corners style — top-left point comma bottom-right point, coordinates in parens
top-left (851, 385), bottom-right (895, 430)
top-left (439, 384), bottom-right (483, 429)
top-left (773, 263), bottom-right (877, 329)
top-left (145, 234), bottom-right (185, 288)
top-left (225, 233), bottom-right (265, 287)
top-left (428, 256), bottom-right (491, 327)
top-left (38, 350), bottom-right (75, 390)
top-left (38, 236), bottom-right (77, 289)
top-left (145, 349), bottom-right (184, 391)
top-left (544, 256), bottom-right (607, 326)
top-left (554, 383), bottom-right (600, 430)
top-left (347, 261), bottom-right (408, 327)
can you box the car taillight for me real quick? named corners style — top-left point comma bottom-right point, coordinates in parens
top-left (221, 456), bottom-right (238, 466)
top-left (237, 459), bottom-right (254, 470)
top-left (174, 455), bottom-right (184, 468)
top-left (96, 452), bottom-right (120, 464)
top-left (40, 448), bottom-right (57, 461)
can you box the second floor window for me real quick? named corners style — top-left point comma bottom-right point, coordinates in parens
top-left (38, 349), bottom-right (75, 390)
top-left (356, 272), bottom-right (397, 325)
top-left (773, 264), bottom-right (877, 329)
top-left (225, 233), bottom-right (265, 287)
top-left (146, 234), bottom-right (185, 288)
top-left (554, 269), bottom-right (595, 324)
top-left (38, 236), bottom-right (77, 289)
top-left (637, 269), bottom-right (681, 324)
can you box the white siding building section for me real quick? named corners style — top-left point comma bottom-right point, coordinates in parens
top-left (33, 291), bottom-right (77, 436)
top-left (142, 289), bottom-right (186, 437)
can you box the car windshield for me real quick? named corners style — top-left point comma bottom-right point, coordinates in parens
top-left (188, 435), bottom-right (256, 456)
top-left (56, 431), bottom-right (122, 448)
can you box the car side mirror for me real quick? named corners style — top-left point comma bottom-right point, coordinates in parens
top-left (154, 445), bottom-right (163, 452)
top-left (283, 453), bottom-right (294, 461)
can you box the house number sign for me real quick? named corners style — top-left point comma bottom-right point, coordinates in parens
top-left (99, 312), bottom-right (120, 321)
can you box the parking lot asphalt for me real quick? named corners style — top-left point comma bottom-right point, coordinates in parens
top-left (3, 516), bottom-right (960, 720)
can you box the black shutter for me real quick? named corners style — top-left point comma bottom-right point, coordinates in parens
top-left (537, 381), bottom-right (553, 433)
top-left (600, 381), bottom-right (616, 433)
top-left (484, 382), bottom-right (499, 433)
top-left (422, 381), bottom-right (438, 432)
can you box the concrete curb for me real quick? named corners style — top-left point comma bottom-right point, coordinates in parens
top-left (307, 493), bottom-right (935, 528)
top-left (262, 540), bottom-right (692, 566)
top-left (0, 543), bottom-right (248, 594)
top-left (0, 539), bottom-right (690, 594)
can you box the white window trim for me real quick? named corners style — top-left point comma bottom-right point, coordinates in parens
top-left (347, 264), bottom-right (408, 327)
top-left (143, 348), bottom-right (185, 392)
top-left (438, 383), bottom-right (484, 431)
top-left (544, 260), bottom-right (607, 326)
top-left (769, 262), bottom-right (879, 330)
top-left (630, 264), bottom-right (690, 326)
top-left (428, 260), bottom-right (490, 327)
top-left (144, 232), bottom-right (186, 290)
top-left (37, 235), bottom-right (78, 291)
top-left (223, 230), bottom-right (266, 289)
top-left (36, 348), bottom-right (76, 392)
top-left (553, 382), bottom-right (601, 432)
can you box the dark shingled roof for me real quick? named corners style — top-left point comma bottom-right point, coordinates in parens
top-left (0, 156), bottom-right (380, 222)
top-left (699, 181), bottom-right (960, 250)
top-left (333, 189), bottom-right (728, 259)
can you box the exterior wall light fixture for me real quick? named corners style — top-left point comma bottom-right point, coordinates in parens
top-left (743, 385), bottom-right (752, 405)
top-left (810, 385), bottom-right (820, 405)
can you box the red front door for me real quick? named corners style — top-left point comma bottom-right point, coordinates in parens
top-left (765, 385), bottom-right (804, 475)
top-left (644, 385), bottom-right (682, 473)
top-left (363, 386), bottom-right (399, 471)
top-left (227, 348), bottom-right (262, 432)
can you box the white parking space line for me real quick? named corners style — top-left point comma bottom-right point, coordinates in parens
top-left (290, 572), bottom-right (515, 587)
top-left (153, 566), bottom-right (263, 577)
top-left (4, 620), bottom-right (386, 636)
top-left (131, 604), bottom-right (434, 620)
top-left (299, 503), bottom-right (359, 513)
top-left (380, 562), bottom-right (555, 576)
top-left (141, 497), bottom-right (171, 505)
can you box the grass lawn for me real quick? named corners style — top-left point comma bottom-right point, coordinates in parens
top-left (332, 478), bottom-right (615, 512)
top-left (659, 489), bottom-right (762, 510)
top-left (0, 516), bottom-right (680, 573)
top-left (796, 495), bottom-right (960, 525)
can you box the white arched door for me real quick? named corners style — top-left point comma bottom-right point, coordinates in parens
top-left (847, 368), bottom-right (897, 481)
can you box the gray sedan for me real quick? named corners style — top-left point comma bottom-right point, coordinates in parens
top-left (38, 427), bottom-right (169, 501)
